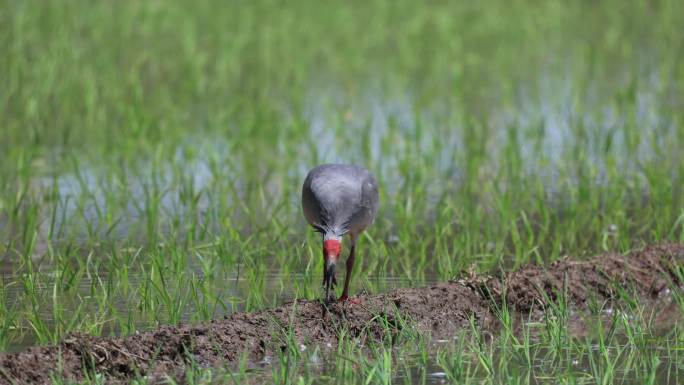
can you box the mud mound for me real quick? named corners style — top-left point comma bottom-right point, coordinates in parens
top-left (1, 244), bottom-right (683, 384)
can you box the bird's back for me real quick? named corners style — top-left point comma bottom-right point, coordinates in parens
top-left (302, 164), bottom-right (379, 236)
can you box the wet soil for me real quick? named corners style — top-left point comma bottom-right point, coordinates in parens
top-left (1, 243), bottom-right (683, 384)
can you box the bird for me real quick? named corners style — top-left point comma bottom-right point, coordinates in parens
top-left (301, 164), bottom-right (379, 302)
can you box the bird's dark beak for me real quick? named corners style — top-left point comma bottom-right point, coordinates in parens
top-left (324, 259), bottom-right (337, 302)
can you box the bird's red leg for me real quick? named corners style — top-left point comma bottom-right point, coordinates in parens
top-left (339, 244), bottom-right (361, 304)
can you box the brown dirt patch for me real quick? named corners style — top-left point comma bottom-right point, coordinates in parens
top-left (1, 243), bottom-right (683, 384)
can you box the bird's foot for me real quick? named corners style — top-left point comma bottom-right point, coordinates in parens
top-left (325, 295), bottom-right (337, 303)
top-left (339, 294), bottom-right (362, 304)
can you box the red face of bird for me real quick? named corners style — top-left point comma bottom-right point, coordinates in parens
top-left (323, 238), bottom-right (341, 266)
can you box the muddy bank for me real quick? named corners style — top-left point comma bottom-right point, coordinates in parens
top-left (1, 243), bottom-right (683, 384)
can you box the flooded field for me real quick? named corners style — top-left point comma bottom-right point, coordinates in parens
top-left (3, 244), bottom-right (684, 383)
top-left (1, 0), bottom-right (684, 383)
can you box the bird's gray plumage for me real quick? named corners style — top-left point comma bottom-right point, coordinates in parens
top-left (302, 164), bottom-right (379, 238)
top-left (302, 163), bottom-right (379, 302)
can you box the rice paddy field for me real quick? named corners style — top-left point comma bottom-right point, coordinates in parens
top-left (1, 0), bottom-right (684, 383)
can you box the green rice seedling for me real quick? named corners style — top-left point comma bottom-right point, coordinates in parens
top-left (435, 334), bottom-right (471, 383)
top-left (467, 317), bottom-right (494, 378)
top-left (0, 285), bottom-right (19, 350)
top-left (584, 310), bottom-right (625, 385)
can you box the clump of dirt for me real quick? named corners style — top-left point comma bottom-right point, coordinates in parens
top-left (1, 243), bottom-right (683, 384)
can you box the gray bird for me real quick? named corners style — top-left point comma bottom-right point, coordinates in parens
top-left (301, 164), bottom-right (379, 302)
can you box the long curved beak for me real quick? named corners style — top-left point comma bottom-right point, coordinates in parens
top-left (324, 259), bottom-right (337, 301)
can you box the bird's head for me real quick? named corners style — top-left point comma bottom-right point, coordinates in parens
top-left (322, 237), bottom-right (342, 299)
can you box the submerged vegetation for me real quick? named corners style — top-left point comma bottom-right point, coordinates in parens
top-left (1, 0), bottom-right (684, 383)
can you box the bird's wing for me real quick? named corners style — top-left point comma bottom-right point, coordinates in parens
top-left (347, 172), bottom-right (379, 234)
top-left (302, 164), bottom-right (378, 235)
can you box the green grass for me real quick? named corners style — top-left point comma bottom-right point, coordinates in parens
top-left (1, 0), bottom-right (684, 382)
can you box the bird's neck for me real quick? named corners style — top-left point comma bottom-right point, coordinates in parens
top-left (323, 232), bottom-right (342, 242)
